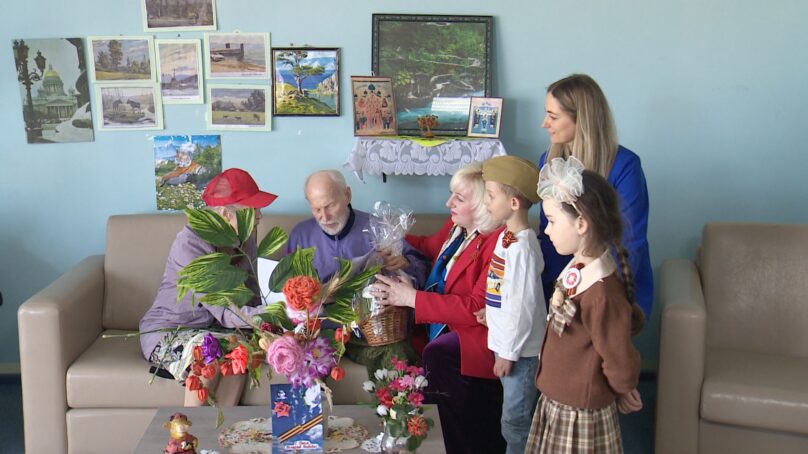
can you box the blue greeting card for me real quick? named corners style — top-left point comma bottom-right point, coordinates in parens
top-left (271, 383), bottom-right (325, 452)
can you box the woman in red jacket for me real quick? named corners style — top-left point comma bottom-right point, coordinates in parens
top-left (373, 162), bottom-right (506, 454)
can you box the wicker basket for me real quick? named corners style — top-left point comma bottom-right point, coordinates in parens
top-left (359, 305), bottom-right (410, 346)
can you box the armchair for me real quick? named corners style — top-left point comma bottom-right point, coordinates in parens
top-left (656, 223), bottom-right (808, 453)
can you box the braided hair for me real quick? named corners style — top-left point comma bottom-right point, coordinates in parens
top-left (558, 170), bottom-right (645, 335)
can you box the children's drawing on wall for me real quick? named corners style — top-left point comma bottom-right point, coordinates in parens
top-left (12, 38), bottom-right (94, 144)
top-left (96, 85), bottom-right (163, 130)
top-left (142, 0), bottom-right (217, 32)
top-left (153, 135), bottom-right (222, 210)
top-left (156, 39), bottom-right (203, 104)
top-left (88, 36), bottom-right (156, 83)
top-left (205, 32), bottom-right (269, 79)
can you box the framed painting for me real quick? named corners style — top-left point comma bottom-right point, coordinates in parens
top-left (351, 76), bottom-right (396, 136)
top-left (88, 36), bottom-right (156, 83)
top-left (272, 47), bottom-right (339, 116)
top-left (154, 135), bottom-right (222, 210)
top-left (467, 97), bottom-right (503, 138)
top-left (12, 38), bottom-right (94, 144)
top-left (204, 32), bottom-right (269, 79)
top-left (156, 39), bottom-right (204, 104)
top-left (142, 0), bottom-right (217, 32)
top-left (207, 84), bottom-right (270, 131)
top-left (372, 14), bottom-right (493, 136)
top-left (95, 84), bottom-right (163, 131)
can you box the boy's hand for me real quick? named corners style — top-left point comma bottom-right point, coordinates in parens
top-left (617, 389), bottom-right (643, 414)
top-left (473, 307), bottom-right (487, 326)
top-left (493, 357), bottom-right (513, 377)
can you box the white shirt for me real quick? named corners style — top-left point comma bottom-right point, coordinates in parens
top-left (484, 229), bottom-right (547, 360)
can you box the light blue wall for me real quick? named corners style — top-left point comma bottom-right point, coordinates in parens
top-left (1, 0), bottom-right (806, 368)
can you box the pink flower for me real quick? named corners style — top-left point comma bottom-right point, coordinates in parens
top-left (399, 374), bottom-right (415, 390)
top-left (266, 336), bottom-right (304, 376)
top-left (389, 378), bottom-right (405, 392)
top-left (408, 392), bottom-right (425, 407)
top-left (391, 357), bottom-right (407, 372)
top-left (406, 365), bottom-right (424, 376)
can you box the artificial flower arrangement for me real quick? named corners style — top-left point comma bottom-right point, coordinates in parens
top-left (175, 208), bottom-right (380, 423)
top-left (363, 357), bottom-right (435, 452)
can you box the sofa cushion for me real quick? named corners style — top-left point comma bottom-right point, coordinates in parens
top-left (701, 347), bottom-right (808, 435)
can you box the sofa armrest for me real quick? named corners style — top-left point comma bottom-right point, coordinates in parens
top-left (655, 259), bottom-right (706, 454)
top-left (17, 255), bottom-right (105, 454)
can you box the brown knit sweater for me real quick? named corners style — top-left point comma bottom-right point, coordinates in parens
top-left (536, 274), bottom-right (641, 409)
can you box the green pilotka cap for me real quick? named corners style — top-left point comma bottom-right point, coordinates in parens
top-left (482, 155), bottom-right (541, 203)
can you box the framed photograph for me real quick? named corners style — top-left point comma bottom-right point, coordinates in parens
top-left (272, 48), bottom-right (339, 116)
top-left (95, 84), bottom-right (163, 131)
top-left (372, 14), bottom-right (493, 136)
top-left (351, 76), bottom-right (396, 136)
top-left (88, 36), bottom-right (156, 83)
top-left (467, 97), bottom-right (503, 138)
top-left (12, 38), bottom-right (94, 144)
top-left (156, 39), bottom-right (204, 104)
top-left (207, 84), bottom-right (270, 131)
top-left (204, 32), bottom-right (269, 79)
top-left (154, 135), bottom-right (222, 210)
top-left (142, 0), bottom-right (217, 32)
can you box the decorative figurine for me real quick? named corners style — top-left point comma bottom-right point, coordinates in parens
top-left (163, 412), bottom-right (199, 454)
top-left (416, 114), bottom-right (439, 138)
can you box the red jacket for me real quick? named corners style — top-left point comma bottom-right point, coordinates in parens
top-left (406, 217), bottom-right (504, 379)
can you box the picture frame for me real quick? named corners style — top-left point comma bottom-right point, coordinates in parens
top-left (467, 97), bottom-right (503, 138)
top-left (207, 84), bottom-right (270, 131)
top-left (350, 76), bottom-right (396, 136)
top-left (204, 32), bottom-right (270, 79)
top-left (142, 0), bottom-right (217, 32)
top-left (88, 36), bottom-right (156, 83)
top-left (156, 39), bottom-right (204, 104)
top-left (271, 47), bottom-right (339, 116)
top-left (372, 14), bottom-right (493, 136)
top-left (12, 37), bottom-right (95, 144)
top-left (95, 84), bottom-right (163, 131)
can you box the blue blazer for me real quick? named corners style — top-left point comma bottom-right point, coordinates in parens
top-left (538, 146), bottom-right (653, 317)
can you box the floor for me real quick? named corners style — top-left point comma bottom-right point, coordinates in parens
top-left (0, 373), bottom-right (655, 453)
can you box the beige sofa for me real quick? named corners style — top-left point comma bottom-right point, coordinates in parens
top-left (18, 212), bottom-right (449, 454)
top-left (655, 223), bottom-right (808, 453)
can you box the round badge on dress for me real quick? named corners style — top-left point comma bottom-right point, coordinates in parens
top-left (562, 267), bottom-right (582, 290)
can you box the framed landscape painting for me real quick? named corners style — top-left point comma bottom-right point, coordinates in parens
top-left (88, 36), bottom-right (156, 83)
top-left (351, 76), bottom-right (396, 136)
top-left (467, 97), bottom-right (503, 138)
top-left (272, 48), bottom-right (339, 116)
top-left (204, 32), bottom-right (269, 79)
top-left (156, 39), bottom-right (203, 104)
top-left (207, 84), bottom-right (270, 131)
top-left (372, 14), bottom-right (493, 136)
top-left (95, 84), bottom-right (163, 131)
top-left (142, 0), bottom-right (217, 32)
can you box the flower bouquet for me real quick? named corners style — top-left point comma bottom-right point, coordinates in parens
top-left (174, 207), bottom-right (381, 425)
top-left (363, 357), bottom-right (434, 453)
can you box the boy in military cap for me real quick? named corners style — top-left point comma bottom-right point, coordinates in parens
top-left (478, 155), bottom-right (547, 454)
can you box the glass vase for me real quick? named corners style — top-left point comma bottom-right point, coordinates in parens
top-left (380, 421), bottom-right (415, 454)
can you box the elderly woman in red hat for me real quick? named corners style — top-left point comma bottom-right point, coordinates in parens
top-left (139, 168), bottom-right (277, 407)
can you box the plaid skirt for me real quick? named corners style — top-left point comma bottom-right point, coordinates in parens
top-left (525, 394), bottom-right (623, 454)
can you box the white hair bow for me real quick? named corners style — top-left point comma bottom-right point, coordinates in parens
top-left (537, 156), bottom-right (584, 205)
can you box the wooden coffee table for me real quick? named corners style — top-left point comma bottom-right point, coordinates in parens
top-left (134, 405), bottom-right (444, 453)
